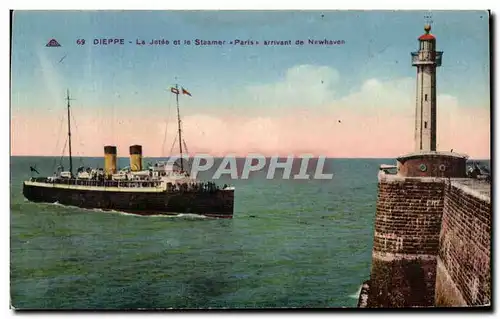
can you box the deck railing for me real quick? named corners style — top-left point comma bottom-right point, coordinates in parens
top-left (30, 177), bottom-right (162, 188)
top-left (28, 177), bottom-right (227, 193)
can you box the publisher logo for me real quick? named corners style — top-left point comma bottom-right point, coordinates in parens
top-left (46, 39), bottom-right (61, 47)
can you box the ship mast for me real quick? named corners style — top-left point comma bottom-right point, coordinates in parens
top-left (175, 84), bottom-right (184, 171)
top-left (66, 89), bottom-right (73, 177)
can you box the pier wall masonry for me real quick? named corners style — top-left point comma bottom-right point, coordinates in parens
top-left (362, 172), bottom-right (491, 308)
top-left (435, 180), bottom-right (491, 306)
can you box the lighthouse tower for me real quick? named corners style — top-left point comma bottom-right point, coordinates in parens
top-left (412, 24), bottom-right (442, 152)
top-left (364, 24), bottom-right (473, 308)
top-left (395, 24), bottom-right (467, 178)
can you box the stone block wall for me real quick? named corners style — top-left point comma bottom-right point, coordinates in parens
top-left (363, 172), bottom-right (491, 308)
top-left (435, 181), bottom-right (491, 306)
top-left (367, 173), bottom-right (445, 307)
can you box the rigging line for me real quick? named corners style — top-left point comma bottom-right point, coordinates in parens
top-left (70, 110), bottom-right (85, 167)
top-left (57, 137), bottom-right (68, 171)
top-left (51, 112), bottom-right (66, 172)
top-left (169, 133), bottom-right (178, 156)
top-left (52, 113), bottom-right (65, 154)
top-left (161, 92), bottom-right (173, 158)
top-left (182, 139), bottom-right (191, 172)
top-left (182, 139), bottom-right (189, 155)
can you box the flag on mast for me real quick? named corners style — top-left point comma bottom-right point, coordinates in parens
top-left (170, 87), bottom-right (179, 94)
top-left (182, 87), bottom-right (192, 96)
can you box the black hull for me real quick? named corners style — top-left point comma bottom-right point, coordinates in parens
top-left (22, 182), bottom-right (234, 218)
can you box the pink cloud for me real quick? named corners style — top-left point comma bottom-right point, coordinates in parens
top-left (10, 66), bottom-right (490, 159)
top-left (11, 106), bottom-right (489, 159)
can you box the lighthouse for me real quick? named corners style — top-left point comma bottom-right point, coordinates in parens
top-left (411, 24), bottom-right (442, 152)
top-left (365, 25), bottom-right (488, 310)
top-left (394, 24), bottom-right (467, 178)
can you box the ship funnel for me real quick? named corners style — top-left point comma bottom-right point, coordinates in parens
top-left (129, 145), bottom-right (142, 172)
top-left (104, 145), bottom-right (117, 178)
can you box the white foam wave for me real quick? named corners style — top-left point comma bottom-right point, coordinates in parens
top-left (176, 213), bottom-right (208, 219)
top-left (349, 285), bottom-right (362, 299)
top-left (111, 211), bottom-right (207, 219)
top-left (43, 202), bottom-right (209, 219)
top-left (49, 201), bottom-right (80, 210)
top-left (91, 208), bottom-right (108, 213)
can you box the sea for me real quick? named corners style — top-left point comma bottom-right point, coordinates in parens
top-left (12, 156), bottom-right (486, 309)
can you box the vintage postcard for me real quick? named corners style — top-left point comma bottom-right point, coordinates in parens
top-left (10, 10), bottom-right (491, 309)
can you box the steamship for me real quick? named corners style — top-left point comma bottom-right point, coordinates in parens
top-left (22, 87), bottom-right (235, 218)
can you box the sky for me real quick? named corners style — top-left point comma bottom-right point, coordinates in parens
top-left (10, 10), bottom-right (490, 158)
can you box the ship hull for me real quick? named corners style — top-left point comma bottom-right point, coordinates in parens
top-left (22, 182), bottom-right (234, 218)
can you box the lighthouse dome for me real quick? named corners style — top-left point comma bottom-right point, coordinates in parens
top-left (419, 24), bottom-right (435, 41)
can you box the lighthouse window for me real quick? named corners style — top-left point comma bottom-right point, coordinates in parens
top-left (424, 121), bottom-right (428, 129)
top-left (425, 94), bottom-right (428, 101)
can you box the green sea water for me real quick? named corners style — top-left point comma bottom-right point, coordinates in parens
top-left (10, 156), bottom-right (382, 309)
